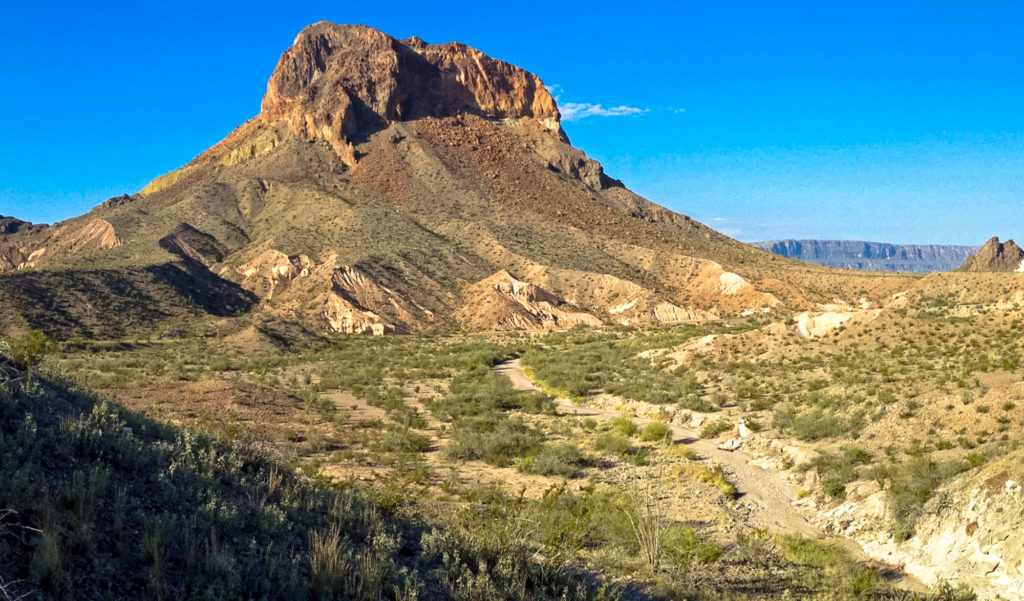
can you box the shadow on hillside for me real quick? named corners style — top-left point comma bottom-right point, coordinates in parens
top-left (0, 261), bottom-right (257, 339)
top-left (146, 260), bottom-right (257, 317)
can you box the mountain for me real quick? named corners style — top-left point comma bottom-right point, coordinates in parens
top-left (752, 239), bottom-right (978, 273)
top-left (0, 23), bottom-right (912, 339)
top-left (956, 236), bottom-right (1024, 272)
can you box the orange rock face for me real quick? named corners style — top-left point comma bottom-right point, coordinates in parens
top-left (260, 23), bottom-right (565, 166)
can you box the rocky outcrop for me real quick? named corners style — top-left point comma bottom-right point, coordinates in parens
top-left (159, 223), bottom-right (226, 267)
top-left (259, 23), bottom-right (564, 167)
top-left (323, 265), bottom-right (433, 334)
top-left (0, 219), bottom-right (119, 273)
top-left (456, 270), bottom-right (602, 331)
top-left (0, 246), bottom-right (28, 272)
top-left (822, 452), bottom-right (1024, 600)
top-left (102, 194), bottom-right (135, 208)
top-left (686, 262), bottom-right (781, 314)
top-left (755, 239), bottom-right (978, 273)
top-left (792, 306), bottom-right (881, 338)
top-left (238, 250), bottom-right (315, 299)
top-left (48, 219), bottom-right (120, 256)
top-left (0, 216), bottom-right (40, 235)
top-left (957, 237), bottom-right (1024, 272)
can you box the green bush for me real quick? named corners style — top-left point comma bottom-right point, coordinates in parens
top-left (4, 330), bottom-right (54, 368)
top-left (639, 421), bottom-right (672, 443)
top-left (688, 463), bottom-right (738, 499)
top-left (773, 405), bottom-right (865, 441)
top-left (432, 365), bottom-right (555, 420)
top-left (521, 332), bottom-right (711, 409)
top-left (373, 424), bottom-right (431, 454)
top-left (595, 432), bottom-right (633, 455)
top-left (445, 415), bottom-right (542, 466)
top-left (776, 534), bottom-right (880, 597)
top-left (879, 456), bottom-right (972, 539)
top-left (518, 444), bottom-right (585, 478)
top-left (700, 419), bottom-right (732, 439)
top-left (662, 525), bottom-right (722, 573)
top-left (611, 416), bottom-right (638, 437)
top-left (823, 478), bottom-right (847, 499)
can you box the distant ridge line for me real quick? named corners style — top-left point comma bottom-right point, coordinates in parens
top-left (752, 239), bottom-right (979, 273)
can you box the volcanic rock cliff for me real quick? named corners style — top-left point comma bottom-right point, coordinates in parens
top-left (0, 22), bottom-right (913, 338)
top-left (957, 236), bottom-right (1024, 272)
top-left (258, 24), bottom-right (565, 167)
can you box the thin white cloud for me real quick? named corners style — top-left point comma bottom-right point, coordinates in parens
top-left (560, 102), bottom-right (648, 121)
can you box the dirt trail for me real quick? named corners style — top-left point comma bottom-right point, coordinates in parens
top-left (491, 358), bottom-right (925, 574)
top-left (496, 361), bottom-right (923, 587)
top-left (495, 359), bottom-right (819, 535)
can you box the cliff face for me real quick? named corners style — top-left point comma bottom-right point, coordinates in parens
top-left (957, 236), bottom-right (1024, 272)
top-left (258, 23), bottom-right (565, 166)
top-left (754, 240), bottom-right (978, 273)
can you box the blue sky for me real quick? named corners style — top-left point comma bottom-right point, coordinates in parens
top-left (1, 1), bottom-right (1022, 244)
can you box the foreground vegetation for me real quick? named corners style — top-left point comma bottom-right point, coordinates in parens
top-left (0, 346), bottom-right (619, 600)
top-left (2, 320), bottom-right (990, 600)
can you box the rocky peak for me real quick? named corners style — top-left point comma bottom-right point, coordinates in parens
top-left (259, 22), bottom-right (565, 165)
top-left (957, 236), bottom-right (1024, 272)
top-left (0, 216), bottom-right (37, 235)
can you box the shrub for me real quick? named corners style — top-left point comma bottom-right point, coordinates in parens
top-left (661, 525), bottom-right (722, 574)
top-left (932, 581), bottom-right (978, 601)
top-left (776, 534), bottom-right (879, 595)
top-left (700, 420), bottom-right (732, 439)
top-left (5, 330), bottom-right (54, 368)
top-left (621, 448), bottom-right (650, 466)
top-left (373, 425), bottom-right (431, 454)
top-left (881, 456), bottom-right (972, 538)
top-left (774, 405), bottom-right (864, 441)
top-left (432, 367), bottom-right (555, 419)
top-left (639, 422), bottom-right (672, 443)
top-left (611, 416), bottom-right (638, 437)
top-left (595, 433), bottom-right (633, 455)
top-left (446, 415), bottom-right (541, 466)
top-left (519, 444), bottom-right (585, 478)
top-left (823, 478), bottom-right (847, 499)
top-left (685, 463), bottom-right (737, 499)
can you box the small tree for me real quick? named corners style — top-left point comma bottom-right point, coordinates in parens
top-left (5, 330), bottom-right (54, 368)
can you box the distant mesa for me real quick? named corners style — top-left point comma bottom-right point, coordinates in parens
top-left (753, 239), bottom-right (978, 273)
top-left (957, 237), bottom-right (1024, 272)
